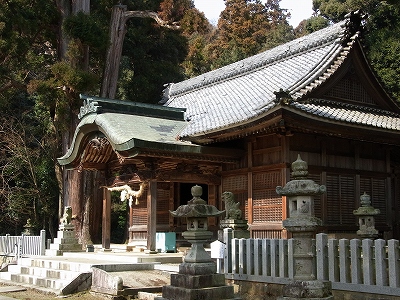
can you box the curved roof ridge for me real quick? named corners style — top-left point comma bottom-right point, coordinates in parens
top-left (291, 32), bottom-right (360, 100)
top-left (289, 42), bottom-right (343, 97)
top-left (166, 20), bottom-right (347, 100)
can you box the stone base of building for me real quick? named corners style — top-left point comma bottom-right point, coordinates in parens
top-left (278, 280), bottom-right (333, 300)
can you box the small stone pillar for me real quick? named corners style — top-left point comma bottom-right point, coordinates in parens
top-left (219, 191), bottom-right (249, 240)
top-left (353, 192), bottom-right (380, 239)
top-left (156, 185), bottom-right (240, 300)
top-left (276, 155), bottom-right (333, 300)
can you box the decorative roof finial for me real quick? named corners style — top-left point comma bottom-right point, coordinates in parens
top-left (291, 154), bottom-right (308, 179)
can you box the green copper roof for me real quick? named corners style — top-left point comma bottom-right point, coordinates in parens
top-left (58, 95), bottom-right (243, 168)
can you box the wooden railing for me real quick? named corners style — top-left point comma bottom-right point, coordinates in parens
top-left (221, 229), bottom-right (400, 297)
top-left (0, 230), bottom-right (46, 259)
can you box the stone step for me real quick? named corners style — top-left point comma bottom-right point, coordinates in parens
top-left (18, 258), bottom-right (92, 272)
top-left (9, 273), bottom-right (69, 290)
top-left (0, 271), bottom-right (12, 281)
top-left (7, 265), bottom-right (81, 280)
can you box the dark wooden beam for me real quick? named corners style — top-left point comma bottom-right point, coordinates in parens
top-left (147, 180), bottom-right (157, 253)
top-left (102, 188), bottom-right (111, 250)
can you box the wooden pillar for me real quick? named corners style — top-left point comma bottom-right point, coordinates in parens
top-left (208, 185), bottom-right (217, 227)
top-left (102, 188), bottom-right (111, 250)
top-left (321, 140), bottom-right (328, 222)
top-left (386, 148), bottom-right (393, 238)
top-left (147, 180), bottom-right (157, 253)
top-left (247, 140), bottom-right (253, 225)
top-left (168, 182), bottom-right (175, 230)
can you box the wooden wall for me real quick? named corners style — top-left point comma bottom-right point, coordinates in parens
top-left (127, 132), bottom-right (399, 243)
top-left (221, 132), bottom-right (397, 239)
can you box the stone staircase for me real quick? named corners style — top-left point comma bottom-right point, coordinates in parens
top-left (0, 252), bottom-right (184, 296)
top-left (0, 257), bottom-right (92, 295)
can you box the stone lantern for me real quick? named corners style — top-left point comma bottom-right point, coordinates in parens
top-left (276, 155), bottom-right (333, 300)
top-left (156, 185), bottom-right (239, 300)
top-left (353, 192), bottom-right (380, 239)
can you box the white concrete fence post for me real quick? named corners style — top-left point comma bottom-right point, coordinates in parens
top-left (375, 239), bottom-right (387, 286)
top-left (40, 230), bottom-right (46, 256)
top-left (316, 233), bottom-right (328, 281)
top-left (388, 239), bottom-right (400, 288)
top-left (223, 228), bottom-right (232, 274)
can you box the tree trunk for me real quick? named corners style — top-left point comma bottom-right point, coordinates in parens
top-left (101, 5), bottom-right (127, 99)
top-left (101, 5), bottom-right (179, 99)
top-left (57, 0), bottom-right (94, 248)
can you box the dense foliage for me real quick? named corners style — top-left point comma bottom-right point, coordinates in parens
top-left (0, 0), bottom-right (60, 235)
top-left (311, 0), bottom-right (400, 99)
top-left (204, 0), bottom-right (293, 69)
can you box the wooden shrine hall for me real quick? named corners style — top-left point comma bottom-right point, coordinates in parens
top-left (58, 12), bottom-right (400, 250)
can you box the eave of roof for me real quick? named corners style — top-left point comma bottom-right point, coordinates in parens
top-left (290, 99), bottom-right (400, 132)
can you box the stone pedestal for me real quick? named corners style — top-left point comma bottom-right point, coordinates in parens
top-left (277, 155), bottom-right (333, 300)
top-left (159, 262), bottom-right (237, 300)
top-left (45, 224), bottom-right (83, 256)
top-left (219, 219), bottom-right (250, 240)
top-left (46, 207), bottom-right (83, 256)
top-left (156, 185), bottom-right (240, 300)
top-left (218, 191), bottom-right (250, 240)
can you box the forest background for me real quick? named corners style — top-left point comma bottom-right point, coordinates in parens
top-left (0, 0), bottom-right (398, 245)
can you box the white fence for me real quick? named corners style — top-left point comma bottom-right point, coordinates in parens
top-left (222, 229), bottom-right (400, 297)
top-left (0, 230), bottom-right (46, 260)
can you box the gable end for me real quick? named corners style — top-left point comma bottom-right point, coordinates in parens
top-left (324, 70), bottom-right (377, 107)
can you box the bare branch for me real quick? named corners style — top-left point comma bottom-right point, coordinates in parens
top-left (124, 10), bottom-right (180, 29)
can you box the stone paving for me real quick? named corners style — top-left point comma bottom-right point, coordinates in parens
top-left (0, 286), bottom-right (27, 300)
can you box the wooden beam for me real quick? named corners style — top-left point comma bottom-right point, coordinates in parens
top-left (102, 188), bottom-right (111, 250)
top-left (147, 180), bottom-right (157, 253)
top-left (247, 141), bottom-right (253, 225)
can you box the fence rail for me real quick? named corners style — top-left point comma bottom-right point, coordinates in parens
top-left (0, 230), bottom-right (46, 260)
top-left (222, 229), bottom-right (400, 296)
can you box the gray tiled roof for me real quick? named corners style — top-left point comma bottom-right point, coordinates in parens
top-left (163, 16), bottom-right (400, 139)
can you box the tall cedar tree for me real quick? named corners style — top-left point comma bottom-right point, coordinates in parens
top-left (117, 0), bottom-right (192, 103)
top-left (0, 0), bottom-right (196, 240)
top-left (205, 0), bottom-right (294, 69)
top-left (180, 8), bottom-right (214, 78)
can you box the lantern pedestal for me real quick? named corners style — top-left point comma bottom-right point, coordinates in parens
top-left (156, 185), bottom-right (240, 300)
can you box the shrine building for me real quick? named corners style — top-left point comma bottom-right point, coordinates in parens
top-left (58, 13), bottom-right (400, 250)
